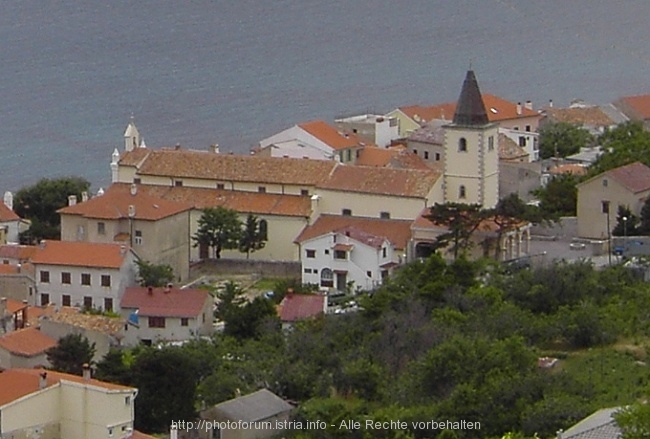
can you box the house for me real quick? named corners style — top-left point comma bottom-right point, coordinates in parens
top-left (0, 262), bottom-right (35, 303)
top-left (31, 240), bottom-right (139, 311)
top-left (405, 120), bottom-right (447, 166)
top-left (334, 114), bottom-right (399, 147)
top-left (577, 162), bottom-right (650, 239)
top-left (0, 191), bottom-right (29, 243)
top-left (58, 183), bottom-right (193, 281)
top-left (387, 93), bottom-right (541, 137)
top-left (565, 146), bottom-right (604, 166)
top-left (257, 120), bottom-right (367, 163)
top-left (0, 327), bottom-right (56, 370)
top-left (120, 286), bottom-right (213, 346)
top-left (541, 102), bottom-right (620, 135)
top-left (499, 127), bottom-right (539, 162)
top-left (295, 215), bottom-right (412, 291)
top-left (0, 367), bottom-right (139, 439)
top-left (0, 298), bottom-right (29, 334)
top-left (355, 146), bottom-right (431, 170)
top-left (200, 388), bottom-right (293, 439)
top-left (613, 93), bottom-right (650, 129)
top-left (559, 407), bottom-right (621, 439)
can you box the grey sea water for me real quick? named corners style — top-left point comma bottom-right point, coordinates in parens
top-left (1, 0), bottom-right (650, 191)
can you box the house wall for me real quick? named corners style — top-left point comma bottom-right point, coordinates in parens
top-left (577, 175), bottom-right (648, 239)
top-left (263, 142), bottom-right (333, 160)
top-left (0, 219), bottom-right (27, 244)
top-left (39, 319), bottom-right (117, 362)
top-left (0, 272), bottom-right (34, 303)
top-left (34, 252), bottom-right (137, 311)
top-left (116, 165), bottom-right (138, 184)
top-left (385, 109), bottom-right (421, 137)
top-left (444, 124), bottom-right (499, 208)
top-left (406, 140), bottom-right (445, 165)
top-left (202, 412), bottom-right (291, 439)
top-left (500, 128), bottom-right (540, 162)
top-left (499, 161), bottom-right (543, 202)
top-left (0, 348), bottom-right (49, 369)
top-left (1, 385), bottom-right (60, 438)
top-left (314, 189), bottom-right (429, 220)
top-left (497, 115), bottom-right (541, 132)
top-left (259, 125), bottom-right (334, 156)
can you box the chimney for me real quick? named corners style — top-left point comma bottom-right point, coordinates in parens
top-left (549, 99), bottom-right (554, 108)
top-left (97, 187), bottom-right (105, 196)
top-left (0, 297), bottom-right (6, 318)
top-left (39, 240), bottom-right (46, 249)
top-left (128, 205), bottom-right (136, 218)
top-left (39, 372), bottom-right (47, 389)
top-left (147, 286), bottom-right (153, 295)
top-left (210, 144), bottom-right (220, 154)
top-left (170, 428), bottom-right (178, 439)
top-left (68, 195), bottom-right (77, 206)
top-left (82, 363), bottom-right (91, 381)
top-left (524, 100), bottom-right (533, 110)
top-left (175, 143), bottom-right (181, 150)
top-left (120, 245), bottom-right (127, 256)
top-left (3, 191), bottom-right (13, 211)
top-left (81, 191), bottom-right (89, 203)
top-left (286, 288), bottom-right (294, 298)
top-left (557, 429), bottom-right (563, 439)
top-left (130, 183), bottom-right (137, 196)
top-left (516, 102), bottom-right (522, 115)
top-left (164, 283), bottom-right (172, 294)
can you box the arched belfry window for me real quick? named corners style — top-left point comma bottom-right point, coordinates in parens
top-left (458, 138), bottom-right (467, 152)
top-left (459, 185), bottom-right (467, 199)
top-left (259, 219), bottom-right (268, 240)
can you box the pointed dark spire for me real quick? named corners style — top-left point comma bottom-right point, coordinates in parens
top-left (452, 70), bottom-right (489, 126)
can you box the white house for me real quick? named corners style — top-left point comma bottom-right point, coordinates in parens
top-left (31, 240), bottom-right (138, 311)
top-left (499, 127), bottom-right (539, 162)
top-left (0, 327), bottom-right (56, 370)
top-left (0, 192), bottom-right (29, 244)
top-left (334, 114), bottom-right (399, 148)
top-left (120, 286), bottom-right (213, 346)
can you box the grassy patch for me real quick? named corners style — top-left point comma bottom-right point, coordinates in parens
top-left (251, 278), bottom-right (284, 292)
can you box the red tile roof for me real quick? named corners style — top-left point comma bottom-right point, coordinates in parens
top-left (498, 133), bottom-right (529, 161)
top-left (137, 185), bottom-right (311, 217)
top-left (617, 94), bottom-right (650, 120)
top-left (0, 203), bottom-right (19, 222)
top-left (544, 106), bottom-right (615, 127)
top-left (0, 245), bottom-right (37, 261)
top-left (0, 265), bottom-right (19, 274)
top-left (356, 146), bottom-right (431, 170)
top-left (399, 94), bottom-right (539, 125)
top-left (317, 165), bottom-right (440, 198)
top-left (298, 120), bottom-right (364, 151)
top-left (295, 215), bottom-right (412, 250)
top-left (58, 183), bottom-right (192, 221)
top-left (549, 164), bottom-right (588, 176)
top-left (5, 299), bottom-right (27, 315)
top-left (121, 286), bottom-right (209, 318)
top-left (130, 149), bottom-right (337, 186)
top-left (119, 148), bottom-right (151, 167)
top-left (0, 327), bottom-right (56, 357)
top-left (334, 227), bottom-right (388, 250)
top-left (131, 431), bottom-right (158, 439)
top-left (0, 368), bottom-right (134, 405)
top-left (278, 293), bottom-right (325, 322)
top-left (31, 241), bottom-right (132, 269)
top-left (605, 162), bottom-right (650, 193)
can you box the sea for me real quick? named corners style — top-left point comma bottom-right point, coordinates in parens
top-left (2, 0), bottom-right (650, 192)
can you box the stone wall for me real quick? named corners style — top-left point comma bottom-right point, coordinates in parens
top-left (190, 259), bottom-right (301, 278)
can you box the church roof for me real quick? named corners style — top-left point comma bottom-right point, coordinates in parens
top-left (452, 70), bottom-right (490, 126)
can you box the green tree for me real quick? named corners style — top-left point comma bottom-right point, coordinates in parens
top-left (616, 403), bottom-right (650, 439)
top-left (14, 176), bottom-right (91, 243)
top-left (424, 202), bottom-right (486, 260)
top-left (637, 197), bottom-right (650, 235)
top-left (46, 333), bottom-right (96, 375)
top-left (95, 348), bottom-right (131, 384)
top-left (216, 282), bottom-right (278, 339)
top-left (532, 173), bottom-right (578, 217)
top-left (193, 207), bottom-right (242, 259)
top-left (590, 121), bottom-right (650, 175)
top-left (539, 122), bottom-right (593, 159)
top-left (135, 259), bottom-right (175, 287)
top-left (239, 214), bottom-right (267, 259)
top-left (612, 205), bottom-right (639, 237)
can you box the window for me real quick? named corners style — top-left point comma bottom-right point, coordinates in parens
top-left (459, 185), bottom-right (467, 199)
top-left (83, 296), bottom-right (92, 310)
top-left (413, 149), bottom-right (418, 156)
top-left (334, 250), bottom-right (347, 260)
top-left (324, 249), bottom-right (329, 255)
top-left (61, 272), bottom-right (71, 284)
top-left (133, 178), bottom-right (141, 184)
top-left (488, 136), bottom-right (494, 151)
top-left (435, 152), bottom-right (441, 161)
top-left (306, 249), bottom-right (316, 258)
top-left (301, 189), bottom-right (309, 196)
top-left (603, 179), bottom-right (608, 187)
top-left (104, 298), bottom-right (113, 312)
top-left (458, 138), bottom-right (467, 152)
top-left (304, 268), bottom-right (312, 274)
top-left (40, 293), bottom-right (49, 307)
top-left (424, 151), bottom-right (429, 160)
top-left (602, 201), bottom-right (610, 214)
top-left (519, 136), bottom-right (526, 147)
top-left (258, 186), bottom-right (266, 193)
top-left (40, 271), bottom-right (50, 283)
top-left (148, 316), bottom-right (165, 328)
top-left (342, 208), bottom-right (352, 216)
top-left (380, 211), bottom-right (390, 219)
top-left (141, 339), bottom-right (152, 347)
top-left (97, 222), bottom-right (105, 235)
top-left (382, 247), bottom-right (387, 258)
top-left (367, 271), bottom-right (372, 277)
top-left (356, 149), bottom-right (360, 158)
top-left (346, 149), bottom-right (352, 162)
top-left (181, 318), bottom-right (189, 327)
top-left (175, 180), bottom-right (183, 187)
top-left (217, 183), bottom-right (225, 190)
top-left (134, 230), bottom-right (143, 245)
top-left (320, 268), bottom-right (334, 287)
top-left (525, 125), bottom-right (531, 132)
top-left (101, 275), bottom-right (111, 287)
top-left (62, 294), bottom-right (71, 307)
top-left (513, 126), bottom-right (519, 131)
top-left (259, 219), bottom-right (268, 240)
top-left (81, 273), bottom-right (91, 286)
top-left (125, 396), bottom-right (131, 406)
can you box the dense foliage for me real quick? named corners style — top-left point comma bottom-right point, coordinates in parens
top-left (135, 259), bottom-right (175, 286)
top-left (538, 122), bottom-right (593, 159)
top-left (46, 333), bottom-right (96, 375)
top-left (97, 257), bottom-right (650, 437)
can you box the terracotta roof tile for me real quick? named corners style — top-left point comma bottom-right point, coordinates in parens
top-left (407, 121), bottom-right (447, 145)
top-left (498, 133), bottom-right (529, 161)
top-left (298, 120), bottom-right (364, 150)
top-left (295, 215), bottom-right (412, 250)
top-left (544, 106), bottom-right (615, 127)
top-left (45, 307), bottom-right (124, 336)
top-left (58, 183), bottom-right (192, 221)
top-left (0, 327), bottom-right (56, 357)
top-left (605, 161), bottom-right (650, 193)
top-left (118, 148), bottom-right (151, 167)
top-left (0, 203), bottom-right (20, 222)
top-left (278, 293), bottom-right (326, 322)
top-left (31, 241), bottom-right (131, 269)
top-left (617, 94), bottom-right (650, 120)
top-left (317, 165), bottom-right (440, 198)
top-left (333, 226), bottom-right (388, 249)
top-left (121, 287), bottom-right (209, 318)
top-left (137, 185), bottom-right (311, 217)
top-left (133, 149), bottom-right (337, 186)
top-left (5, 299), bottom-right (27, 315)
top-left (549, 164), bottom-right (588, 176)
top-left (0, 265), bottom-right (19, 274)
top-left (131, 431), bottom-right (158, 439)
top-left (356, 147), bottom-right (431, 170)
top-left (0, 245), bottom-right (37, 261)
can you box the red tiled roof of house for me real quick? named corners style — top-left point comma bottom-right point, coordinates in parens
top-left (45, 307), bottom-right (124, 336)
top-left (0, 327), bottom-right (56, 357)
top-left (137, 185), bottom-right (311, 217)
top-left (617, 94), bottom-right (650, 120)
top-left (5, 299), bottom-right (27, 315)
top-left (605, 162), bottom-right (650, 193)
top-left (0, 203), bottom-right (19, 222)
top-left (121, 286), bottom-right (209, 318)
top-left (0, 368), bottom-right (134, 405)
top-left (277, 293), bottom-right (325, 322)
top-left (400, 94), bottom-right (539, 125)
top-left (0, 265), bottom-right (20, 275)
top-left (356, 146), bottom-right (431, 170)
top-left (31, 241), bottom-right (131, 269)
top-left (549, 164), bottom-right (588, 176)
top-left (132, 149), bottom-right (337, 186)
top-left (295, 215), bottom-right (412, 250)
top-left (58, 183), bottom-right (192, 221)
top-left (298, 120), bottom-right (363, 151)
top-left (0, 245), bottom-right (37, 261)
top-left (119, 148), bottom-right (151, 167)
top-left (498, 133), bottom-right (529, 161)
top-left (544, 106), bottom-right (615, 127)
top-left (317, 165), bottom-right (440, 198)
top-left (131, 431), bottom-right (158, 439)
